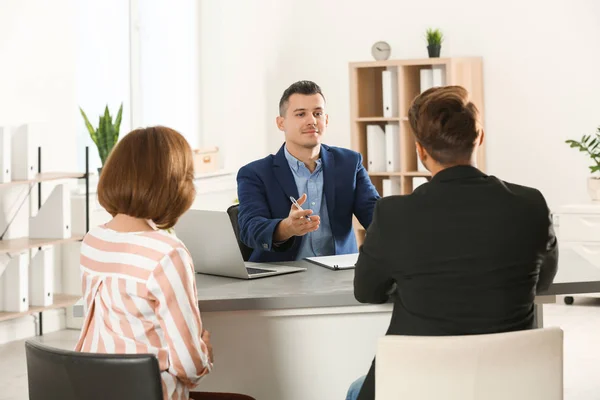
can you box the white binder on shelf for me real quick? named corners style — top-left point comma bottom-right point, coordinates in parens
top-left (11, 124), bottom-right (37, 180)
top-left (2, 253), bottom-right (29, 312)
top-left (366, 125), bottom-right (386, 172)
top-left (0, 127), bottom-right (11, 183)
top-left (432, 65), bottom-right (446, 87)
top-left (382, 68), bottom-right (398, 117)
top-left (30, 183), bottom-right (72, 239)
top-left (29, 246), bottom-right (54, 306)
top-left (383, 178), bottom-right (402, 197)
top-left (385, 124), bottom-right (401, 172)
top-left (420, 69), bottom-right (434, 93)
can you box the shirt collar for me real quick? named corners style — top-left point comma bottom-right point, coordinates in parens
top-left (430, 165), bottom-right (487, 183)
top-left (284, 145), bottom-right (321, 173)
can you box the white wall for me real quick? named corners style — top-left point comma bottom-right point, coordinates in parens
top-left (0, 0), bottom-right (78, 344)
top-left (199, 0), bottom-right (600, 209)
top-left (198, 0), bottom-right (289, 171)
top-left (76, 0), bottom-right (131, 173)
top-left (77, 0), bottom-right (203, 172)
top-left (0, 0), bottom-right (77, 172)
top-left (135, 0), bottom-right (202, 148)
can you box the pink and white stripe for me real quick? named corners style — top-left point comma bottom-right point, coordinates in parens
top-left (75, 225), bottom-right (212, 400)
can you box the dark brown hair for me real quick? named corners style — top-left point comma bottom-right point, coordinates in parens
top-left (97, 126), bottom-right (196, 230)
top-left (408, 85), bottom-right (480, 165)
top-left (279, 80), bottom-right (325, 116)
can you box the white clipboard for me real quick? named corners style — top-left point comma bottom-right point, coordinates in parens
top-left (304, 253), bottom-right (358, 271)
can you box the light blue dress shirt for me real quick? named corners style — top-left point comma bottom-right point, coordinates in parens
top-left (284, 146), bottom-right (335, 260)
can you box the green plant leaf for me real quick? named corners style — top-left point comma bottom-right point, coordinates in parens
top-left (105, 117), bottom-right (117, 159)
top-left (98, 114), bottom-right (108, 164)
top-left (425, 28), bottom-right (444, 45)
top-left (114, 103), bottom-right (123, 142)
top-left (79, 107), bottom-right (99, 146)
top-left (103, 106), bottom-right (113, 163)
top-left (83, 103), bottom-right (124, 165)
top-left (566, 139), bottom-right (577, 146)
top-left (591, 165), bottom-right (600, 173)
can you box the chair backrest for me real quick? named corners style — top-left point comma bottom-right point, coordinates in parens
top-left (226, 204), bottom-right (254, 261)
top-left (375, 327), bottom-right (563, 400)
top-left (25, 340), bottom-right (163, 400)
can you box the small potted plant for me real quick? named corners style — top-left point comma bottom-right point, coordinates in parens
top-left (425, 28), bottom-right (444, 58)
top-left (79, 103), bottom-right (123, 175)
top-left (566, 126), bottom-right (600, 201)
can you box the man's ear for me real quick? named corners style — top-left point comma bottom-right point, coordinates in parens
top-left (276, 116), bottom-right (285, 132)
top-left (478, 129), bottom-right (485, 146)
top-left (325, 114), bottom-right (329, 127)
top-left (416, 142), bottom-right (432, 172)
top-left (416, 142), bottom-right (426, 162)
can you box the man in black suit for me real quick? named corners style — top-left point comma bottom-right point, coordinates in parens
top-left (346, 85), bottom-right (558, 400)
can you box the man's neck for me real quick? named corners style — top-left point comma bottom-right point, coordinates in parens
top-left (285, 143), bottom-right (321, 173)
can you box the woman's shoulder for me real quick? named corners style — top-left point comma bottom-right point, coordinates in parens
top-left (83, 225), bottom-right (189, 262)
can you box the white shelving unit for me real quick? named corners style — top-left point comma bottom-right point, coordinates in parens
top-left (0, 146), bottom-right (90, 335)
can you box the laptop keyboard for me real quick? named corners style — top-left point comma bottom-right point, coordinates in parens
top-left (246, 267), bottom-right (275, 275)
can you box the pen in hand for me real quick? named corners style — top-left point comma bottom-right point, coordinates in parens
top-left (289, 196), bottom-right (312, 221)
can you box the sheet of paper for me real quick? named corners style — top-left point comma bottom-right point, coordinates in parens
top-left (305, 253), bottom-right (359, 270)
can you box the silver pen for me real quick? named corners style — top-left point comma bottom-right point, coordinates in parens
top-left (289, 196), bottom-right (311, 220)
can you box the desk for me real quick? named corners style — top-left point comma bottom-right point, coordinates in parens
top-left (72, 247), bottom-right (600, 400)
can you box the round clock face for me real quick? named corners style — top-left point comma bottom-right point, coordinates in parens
top-left (372, 41), bottom-right (391, 61)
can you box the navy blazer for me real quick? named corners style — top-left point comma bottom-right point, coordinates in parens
top-left (236, 143), bottom-right (380, 262)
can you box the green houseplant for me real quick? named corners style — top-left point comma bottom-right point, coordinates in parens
top-left (425, 28), bottom-right (444, 58)
top-left (566, 127), bottom-right (600, 201)
top-left (79, 103), bottom-right (123, 174)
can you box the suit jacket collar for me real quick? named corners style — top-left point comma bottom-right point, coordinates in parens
top-left (431, 165), bottom-right (486, 183)
top-left (273, 144), bottom-right (299, 200)
top-left (320, 145), bottom-right (336, 217)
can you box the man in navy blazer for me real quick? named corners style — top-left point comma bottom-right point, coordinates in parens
top-left (236, 81), bottom-right (380, 263)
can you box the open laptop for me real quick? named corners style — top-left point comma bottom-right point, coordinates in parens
top-left (173, 209), bottom-right (306, 279)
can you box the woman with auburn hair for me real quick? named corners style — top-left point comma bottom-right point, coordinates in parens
top-left (74, 126), bottom-right (216, 400)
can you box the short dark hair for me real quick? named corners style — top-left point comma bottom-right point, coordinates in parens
top-left (98, 126), bottom-right (196, 230)
top-left (278, 80), bottom-right (325, 116)
top-left (408, 85), bottom-right (480, 165)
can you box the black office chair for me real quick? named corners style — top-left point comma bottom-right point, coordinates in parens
top-left (25, 340), bottom-right (255, 400)
top-left (25, 340), bottom-right (163, 400)
top-left (226, 204), bottom-right (254, 262)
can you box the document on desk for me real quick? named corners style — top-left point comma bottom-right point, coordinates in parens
top-left (304, 253), bottom-right (359, 270)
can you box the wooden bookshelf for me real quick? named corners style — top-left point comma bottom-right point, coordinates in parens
top-left (368, 172), bottom-right (403, 177)
top-left (0, 293), bottom-right (80, 323)
top-left (0, 235), bottom-right (85, 254)
top-left (403, 171), bottom-right (432, 177)
top-left (0, 172), bottom-right (86, 188)
top-left (349, 57), bottom-right (485, 242)
top-left (0, 147), bottom-right (90, 335)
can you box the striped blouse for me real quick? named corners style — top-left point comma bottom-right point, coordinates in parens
top-left (75, 225), bottom-right (212, 400)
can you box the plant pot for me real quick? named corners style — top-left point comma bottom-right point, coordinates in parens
top-left (587, 177), bottom-right (600, 201)
top-left (427, 44), bottom-right (441, 58)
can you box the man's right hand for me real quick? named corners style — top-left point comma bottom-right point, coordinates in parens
top-left (273, 193), bottom-right (321, 242)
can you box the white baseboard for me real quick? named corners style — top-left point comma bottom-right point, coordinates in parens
top-left (0, 308), bottom-right (66, 345)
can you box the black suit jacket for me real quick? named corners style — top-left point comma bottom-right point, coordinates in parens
top-left (354, 165), bottom-right (558, 400)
